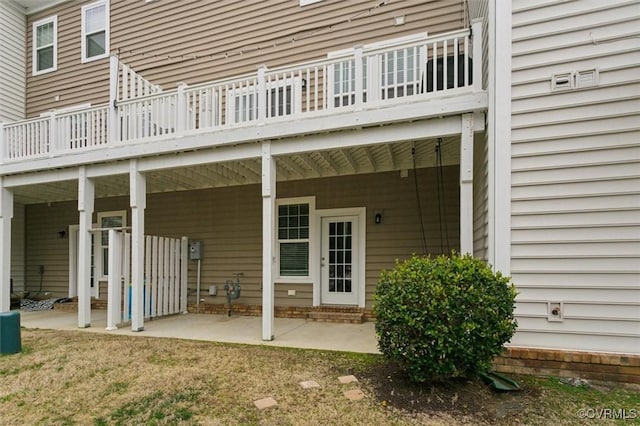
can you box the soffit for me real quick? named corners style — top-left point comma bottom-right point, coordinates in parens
top-left (10, 137), bottom-right (461, 205)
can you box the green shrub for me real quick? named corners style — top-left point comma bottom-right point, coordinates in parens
top-left (373, 253), bottom-right (517, 382)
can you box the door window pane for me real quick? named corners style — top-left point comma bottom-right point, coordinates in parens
top-left (327, 220), bottom-right (354, 294)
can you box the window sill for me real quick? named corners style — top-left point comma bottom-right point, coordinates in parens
top-left (82, 53), bottom-right (109, 64)
top-left (32, 67), bottom-right (57, 76)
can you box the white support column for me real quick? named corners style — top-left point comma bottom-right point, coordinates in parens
top-left (130, 159), bottom-right (146, 331)
top-left (460, 113), bottom-right (474, 255)
top-left (490, 0), bottom-right (512, 275)
top-left (77, 167), bottom-right (95, 327)
top-left (180, 236), bottom-right (188, 314)
top-left (106, 229), bottom-right (122, 330)
top-left (109, 56), bottom-right (119, 144)
top-left (0, 179), bottom-right (13, 313)
top-left (261, 141), bottom-right (276, 341)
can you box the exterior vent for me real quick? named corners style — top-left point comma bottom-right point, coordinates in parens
top-left (575, 69), bottom-right (599, 88)
top-left (551, 73), bottom-right (573, 91)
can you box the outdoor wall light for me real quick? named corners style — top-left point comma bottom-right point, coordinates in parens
top-left (57, 230), bottom-right (67, 239)
top-left (375, 212), bottom-right (383, 224)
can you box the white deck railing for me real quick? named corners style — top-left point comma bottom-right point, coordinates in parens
top-left (1, 25), bottom-right (482, 163)
top-left (106, 230), bottom-right (188, 330)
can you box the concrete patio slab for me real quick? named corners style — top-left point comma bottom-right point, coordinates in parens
top-left (18, 309), bottom-right (380, 354)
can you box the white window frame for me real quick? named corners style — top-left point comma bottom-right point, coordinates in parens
top-left (81, 0), bottom-right (110, 63)
top-left (97, 210), bottom-right (126, 281)
top-left (32, 15), bottom-right (58, 76)
top-left (300, 0), bottom-right (322, 6)
top-left (276, 196), bottom-right (317, 283)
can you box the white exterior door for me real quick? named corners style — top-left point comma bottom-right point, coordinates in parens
top-left (321, 215), bottom-right (359, 305)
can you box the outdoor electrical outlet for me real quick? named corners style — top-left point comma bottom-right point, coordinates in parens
top-left (288, 290), bottom-right (296, 296)
top-left (547, 301), bottom-right (564, 322)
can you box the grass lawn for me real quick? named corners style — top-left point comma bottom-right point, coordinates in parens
top-left (1, 329), bottom-right (638, 425)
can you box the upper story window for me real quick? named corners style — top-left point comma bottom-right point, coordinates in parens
top-left (32, 16), bottom-right (57, 75)
top-left (81, 0), bottom-right (109, 63)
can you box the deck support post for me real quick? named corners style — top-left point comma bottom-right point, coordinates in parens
top-left (0, 123), bottom-right (5, 164)
top-left (77, 167), bottom-right (95, 327)
top-left (109, 56), bottom-right (119, 144)
top-left (257, 66), bottom-right (267, 123)
top-left (460, 113), bottom-right (474, 255)
top-left (130, 159), bottom-right (146, 331)
top-left (354, 46), bottom-right (364, 110)
top-left (261, 141), bottom-right (276, 341)
top-left (0, 179), bottom-right (13, 313)
top-left (471, 19), bottom-right (483, 93)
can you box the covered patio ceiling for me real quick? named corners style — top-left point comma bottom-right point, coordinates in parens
top-left (10, 137), bottom-right (461, 205)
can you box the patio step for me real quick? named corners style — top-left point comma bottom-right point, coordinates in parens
top-left (307, 311), bottom-right (364, 324)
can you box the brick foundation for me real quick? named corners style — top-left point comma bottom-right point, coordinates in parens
top-left (187, 302), bottom-right (376, 322)
top-left (54, 298), bottom-right (107, 312)
top-left (494, 347), bottom-right (640, 386)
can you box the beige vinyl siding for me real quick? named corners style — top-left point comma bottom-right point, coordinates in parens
top-left (510, 0), bottom-right (640, 354)
top-left (25, 167), bottom-right (459, 308)
top-left (26, 0), bottom-right (109, 118)
top-left (282, 166), bottom-right (460, 308)
top-left (473, 118), bottom-right (489, 260)
top-left (11, 203), bottom-right (26, 293)
top-left (24, 196), bottom-right (127, 297)
top-left (25, 200), bottom-right (78, 297)
top-left (26, 0), bottom-right (466, 117)
top-left (0, 0), bottom-right (26, 122)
